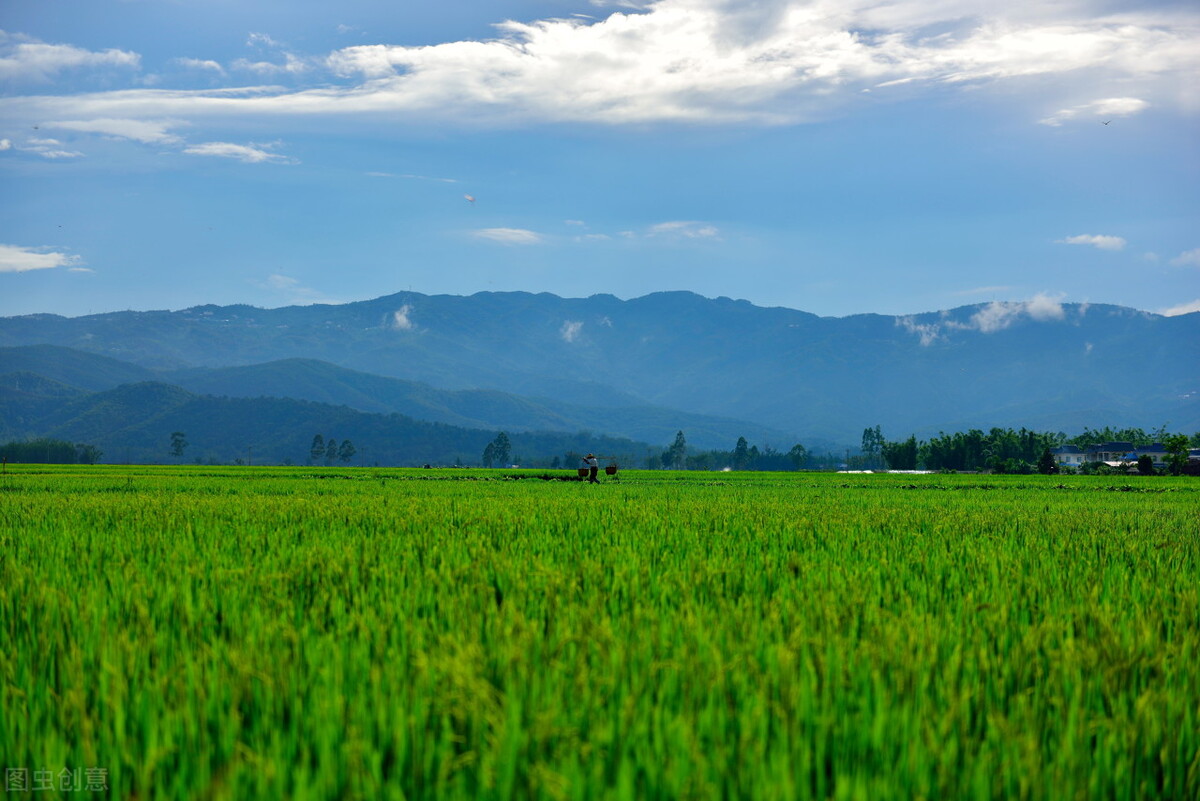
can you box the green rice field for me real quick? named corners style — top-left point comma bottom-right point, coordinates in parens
top-left (2, 465), bottom-right (1197, 800)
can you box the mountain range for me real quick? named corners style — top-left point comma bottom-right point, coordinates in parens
top-left (1, 290), bottom-right (1197, 464)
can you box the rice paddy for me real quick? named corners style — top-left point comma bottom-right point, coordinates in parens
top-left (2, 465), bottom-right (1197, 799)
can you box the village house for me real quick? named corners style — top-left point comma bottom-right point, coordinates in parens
top-left (1132, 443), bottom-right (1169, 466)
top-left (1052, 442), bottom-right (1175, 469)
top-left (1049, 445), bottom-right (1085, 467)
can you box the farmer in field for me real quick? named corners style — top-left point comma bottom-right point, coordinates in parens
top-left (582, 453), bottom-right (600, 483)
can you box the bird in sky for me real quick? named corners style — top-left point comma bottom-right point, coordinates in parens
top-left (1101, 120), bottom-right (1112, 125)
top-left (464, 194), bottom-right (476, 204)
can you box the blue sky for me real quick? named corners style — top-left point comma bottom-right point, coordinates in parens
top-left (1, 0), bottom-right (1197, 319)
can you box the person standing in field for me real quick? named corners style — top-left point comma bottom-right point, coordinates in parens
top-left (582, 453), bottom-right (600, 483)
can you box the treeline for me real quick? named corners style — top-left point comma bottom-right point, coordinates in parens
top-left (1, 438), bottom-right (103, 464)
top-left (639, 426), bottom-right (1200, 474)
top-left (637, 432), bottom-right (813, 471)
top-left (876, 426), bottom-right (1200, 474)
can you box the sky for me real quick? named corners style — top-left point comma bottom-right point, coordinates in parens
top-left (1, 0), bottom-right (1197, 319)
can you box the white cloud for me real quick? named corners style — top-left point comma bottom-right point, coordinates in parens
top-left (0, 35), bottom-right (139, 82)
top-left (18, 138), bottom-right (84, 159)
top-left (390, 304), bottom-right (416, 331)
top-left (50, 118), bottom-right (182, 144)
top-left (68, 266), bottom-right (94, 273)
top-left (648, 220), bottom-right (720, 238)
top-left (968, 302), bottom-right (1023, 334)
top-left (473, 227), bottom-right (543, 244)
top-left (1159, 299), bottom-right (1200, 316)
top-left (902, 292), bottom-right (1067, 341)
top-left (1040, 96), bottom-right (1149, 126)
top-left (1057, 234), bottom-right (1126, 251)
top-left (247, 33), bottom-right (283, 49)
top-left (231, 53), bottom-right (310, 76)
top-left (970, 293), bottom-right (1064, 332)
top-left (8, 2), bottom-right (1196, 128)
top-left (183, 141), bottom-right (296, 164)
top-left (560, 320), bottom-right (584, 342)
top-left (1169, 248), bottom-right (1200, 267)
top-left (174, 58), bottom-right (225, 74)
top-left (1024, 292), bottom-right (1066, 321)
top-left (0, 138), bottom-right (10, 150)
top-left (896, 316), bottom-right (941, 346)
top-left (0, 243), bottom-right (80, 273)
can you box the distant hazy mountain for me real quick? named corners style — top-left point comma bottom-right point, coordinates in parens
top-left (0, 346), bottom-right (799, 451)
top-left (2, 291), bottom-right (1196, 443)
top-left (4, 379), bottom-right (651, 467)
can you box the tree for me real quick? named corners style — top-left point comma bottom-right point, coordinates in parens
top-left (310, 434), bottom-right (325, 463)
top-left (482, 441), bottom-right (497, 468)
top-left (325, 439), bottom-right (338, 465)
top-left (881, 435), bottom-right (918, 470)
top-left (338, 439), bottom-right (356, 464)
top-left (1136, 454), bottom-right (1155, 476)
top-left (1037, 447), bottom-right (1058, 475)
top-left (170, 431), bottom-right (188, 459)
top-left (492, 432), bottom-right (512, 467)
top-left (732, 436), bottom-right (750, 470)
top-left (1164, 434), bottom-right (1190, 476)
top-left (76, 443), bottom-right (103, 465)
top-left (862, 425), bottom-right (884, 469)
top-left (1, 439), bottom-right (84, 464)
top-left (787, 443), bottom-right (809, 470)
top-left (663, 431), bottom-right (687, 470)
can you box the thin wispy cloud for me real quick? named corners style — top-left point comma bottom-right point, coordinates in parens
top-left (256, 273), bottom-right (339, 304)
top-left (367, 171), bottom-right (458, 183)
top-left (1040, 96), bottom-right (1149, 126)
top-left (17, 137), bottom-right (84, 159)
top-left (50, 118), bottom-right (183, 144)
top-left (183, 141), bottom-right (296, 164)
top-left (473, 228), bottom-right (543, 245)
top-left (0, 243), bottom-right (81, 273)
top-left (1057, 234), bottom-right (1126, 251)
top-left (648, 221), bottom-right (719, 239)
top-left (231, 54), bottom-right (310, 76)
top-left (246, 33), bottom-right (283, 50)
top-left (1159, 299), bottom-right (1200, 316)
top-left (173, 58), bottom-right (224, 74)
top-left (952, 285), bottom-right (1014, 297)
